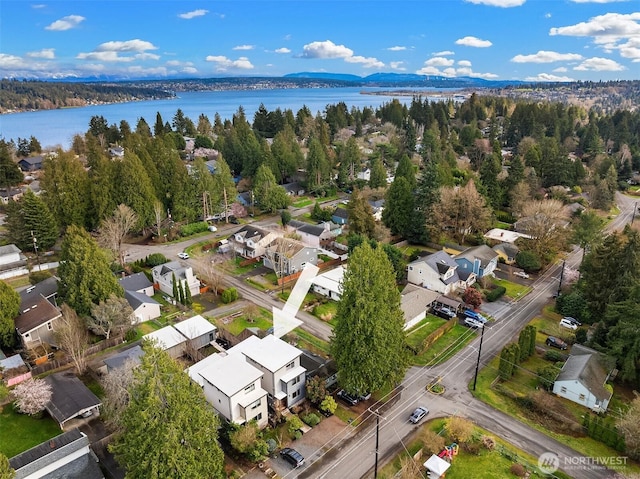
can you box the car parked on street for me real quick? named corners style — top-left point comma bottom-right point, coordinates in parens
top-left (409, 406), bottom-right (429, 424)
top-left (463, 309), bottom-right (487, 323)
top-left (545, 336), bottom-right (568, 350)
top-left (177, 252), bottom-right (189, 260)
top-left (464, 317), bottom-right (484, 329)
top-left (514, 271), bottom-right (530, 279)
top-left (336, 389), bottom-right (359, 406)
top-left (280, 448), bottom-right (305, 468)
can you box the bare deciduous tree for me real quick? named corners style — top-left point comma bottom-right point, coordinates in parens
top-left (434, 180), bottom-right (491, 244)
top-left (98, 204), bottom-right (138, 265)
top-left (100, 358), bottom-right (139, 432)
top-left (55, 304), bottom-right (90, 375)
top-left (192, 254), bottom-right (225, 296)
top-left (398, 455), bottom-right (422, 479)
top-left (88, 294), bottom-right (134, 339)
top-left (617, 392), bottom-right (640, 461)
top-left (13, 378), bottom-right (52, 416)
top-left (153, 200), bottom-right (165, 240)
top-left (518, 199), bottom-right (570, 261)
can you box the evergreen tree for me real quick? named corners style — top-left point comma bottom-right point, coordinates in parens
top-left (212, 156), bottom-right (237, 221)
top-left (4, 190), bottom-right (58, 252)
top-left (111, 152), bottom-right (157, 228)
top-left (253, 164), bottom-right (290, 213)
top-left (346, 188), bottom-right (375, 237)
top-left (306, 138), bottom-right (329, 192)
top-left (172, 273), bottom-right (179, 300)
top-left (41, 151), bottom-right (90, 228)
top-left (480, 153), bottom-right (503, 209)
top-left (330, 242), bottom-right (408, 395)
top-left (395, 154), bottom-right (416, 189)
top-left (408, 158), bottom-right (440, 244)
top-left (58, 225), bottom-right (124, 316)
top-left (110, 344), bottom-right (225, 479)
top-left (184, 283), bottom-right (193, 307)
top-left (383, 176), bottom-right (414, 237)
top-left (0, 281), bottom-right (20, 348)
top-left (369, 157), bottom-right (387, 189)
top-left (0, 142), bottom-right (23, 189)
top-left (0, 452), bottom-right (15, 479)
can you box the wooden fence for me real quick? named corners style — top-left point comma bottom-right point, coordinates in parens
top-left (412, 319), bottom-right (457, 355)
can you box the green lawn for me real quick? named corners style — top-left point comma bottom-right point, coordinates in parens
top-left (406, 316), bottom-right (447, 349)
top-left (292, 198), bottom-right (313, 208)
top-left (491, 277), bottom-right (531, 300)
top-left (313, 301), bottom-right (338, 322)
top-left (412, 324), bottom-right (476, 366)
top-left (293, 327), bottom-right (330, 355)
top-left (216, 308), bottom-right (272, 335)
top-left (0, 404), bottom-right (62, 458)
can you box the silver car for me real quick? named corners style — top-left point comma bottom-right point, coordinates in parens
top-left (409, 406), bottom-right (429, 424)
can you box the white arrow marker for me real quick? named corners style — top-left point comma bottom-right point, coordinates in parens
top-left (272, 263), bottom-right (320, 338)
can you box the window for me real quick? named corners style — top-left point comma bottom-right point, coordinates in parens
top-left (292, 390), bottom-right (299, 399)
top-left (560, 387), bottom-right (567, 393)
top-left (291, 375), bottom-right (300, 385)
top-left (286, 361), bottom-right (294, 370)
top-left (209, 333), bottom-right (214, 341)
top-left (250, 399), bottom-right (261, 410)
top-left (255, 413), bottom-right (262, 421)
top-left (47, 322), bottom-right (52, 331)
top-left (244, 383), bottom-right (255, 394)
top-left (579, 394), bottom-right (586, 401)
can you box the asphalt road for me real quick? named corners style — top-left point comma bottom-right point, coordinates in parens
top-left (124, 193), bottom-right (636, 479)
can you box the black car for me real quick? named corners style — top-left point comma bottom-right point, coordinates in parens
top-left (228, 215), bottom-right (240, 224)
top-left (280, 448), bottom-right (305, 467)
top-left (562, 316), bottom-right (582, 327)
top-left (546, 336), bottom-right (568, 350)
top-left (336, 389), bottom-right (359, 406)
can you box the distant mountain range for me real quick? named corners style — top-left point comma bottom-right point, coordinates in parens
top-left (284, 71), bottom-right (523, 88)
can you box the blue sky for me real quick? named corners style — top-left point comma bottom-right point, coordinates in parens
top-left (1, 0), bottom-right (639, 82)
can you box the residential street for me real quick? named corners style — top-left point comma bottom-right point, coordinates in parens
top-left (123, 193), bottom-right (636, 479)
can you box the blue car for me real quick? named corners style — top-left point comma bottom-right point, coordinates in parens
top-left (464, 309), bottom-right (487, 323)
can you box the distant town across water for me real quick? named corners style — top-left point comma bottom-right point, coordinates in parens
top-left (0, 87), bottom-right (458, 150)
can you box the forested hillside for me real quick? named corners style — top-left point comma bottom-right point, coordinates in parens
top-left (0, 79), bottom-right (173, 113)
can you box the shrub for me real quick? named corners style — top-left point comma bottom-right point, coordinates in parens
top-left (510, 463), bottom-right (526, 477)
top-left (266, 438), bottom-right (278, 454)
top-left (481, 435), bottom-right (495, 450)
top-left (544, 350), bottom-right (565, 362)
top-left (486, 286), bottom-right (506, 302)
top-left (444, 416), bottom-right (474, 444)
top-left (179, 221), bottom-right (209, 237)
top-left (537, 365), bottom-right (560, 391)
top-left (302, 413), bottom-right (320, 427)
top-left (306, 376), bottom-right (327, 405)
top-left (221, 287), bottom-right (239, 304)
top-left (29, 270), bottom-right (52, 285)
top-left (462, 441), bottom-right (480, 455)
top-left (420, 429), bottom-right (446, 456)
top-left (515, 250), bottom-right (541, 272)
top-left (287, 415), bottom-right (304, 438)
top-left (319, 395), bottom-right (337, 416)
top-left (575, 329), bottom-right (587, 344)
top-left (145, 253), bottom-right (168, 267)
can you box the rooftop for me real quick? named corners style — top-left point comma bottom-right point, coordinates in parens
top-left (173, 315), bottom-right (217, 340)
top-left (143, 325), bottom-right (187, 350)
top-left (198, 353), bottom-right (264, 397)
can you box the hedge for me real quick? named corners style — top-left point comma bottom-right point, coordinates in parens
top-left (485, 286), bottom-right (506, 302)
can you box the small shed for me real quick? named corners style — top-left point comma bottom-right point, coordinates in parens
top-left (173, 315), bottom-right (217, 350)
top-left (424, 454), bottom-right (451, 478)
top-left (99, 345), bottom-right (145, 375)
top-left (143, 326), bottom-right (188, 358)
top-left (44, 372), bottom-right (102, 430)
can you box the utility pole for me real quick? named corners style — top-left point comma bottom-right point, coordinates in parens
top-left (472, 323), bottom-right (485, 391)
top-left (368, 408), bottom-right (384, 479)
top-left (633, 203), bottom-right (638, 224)
top-left (557, 260), bottom-right (566, 297)
top-left (31, 230), bottom-right (40, 271)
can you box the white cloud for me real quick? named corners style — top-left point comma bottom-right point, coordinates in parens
top-left (425, 56), bottom-right (455, 67)
top-left (511, 50), bottom-right (583, 63)
top-left (275, 47), bottom-right (291, 54)
top-left (525, 73), bottom-right (576, 82)
top-left (458, 60), bottom-right (472, 67)
top-left (390, 61), bottom-right (406, 70)
top-left (134, 53), bottom-right (160, 61)
top-left (0, 53), bottom-right (28, 68)
top-left (32, 4), bottom-right (46, 8)
top-left (76, 51), bottom-right (135, 62)
top-left (45, 15), bottom-right (85, 31)
top-left (549, 13), bottom-right (640, 46)
top-left (416, 61), bottom-right (497, 78)
top-left (182, 66), bottom-right (198, 74)
top-left (553, 66), bottom-right (568, 72)
top-left (545, 13), bottom-right (552, 19)
top-left (233, 45), bottom-right (254, 51)
top-left (127, 66), bottom-right (168, 76)
top-left (96, 39), bottom-right (157, 53)
top-left (573, 57), bottom-right (625, 71)
top-left (301, 40), bottom-right (353, 59)
top-left (344, 55), bottom-right (384, 68)
top-left (433, 50), bottom-right (454, 56)
top-left (27, 48), bottom-right (55, 59)
top-left (464, 0), bottom-right (526, 7)
top-left (178, 9), bottom-right (208, 19)
top-left (205, 55), bottom-right (254, 70)
top-left (570, 0), bottom-right (628, 3)
top-left (618, 37), bottom-right (640, 61)
top-left (387, 46), bottom-right (407, 51)
top-left (455, 36), bottom-right (493, 48)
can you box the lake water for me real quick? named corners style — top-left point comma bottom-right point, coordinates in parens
top-left (0, 87), bottom-right (456, 149)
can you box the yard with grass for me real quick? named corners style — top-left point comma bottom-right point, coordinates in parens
top-left (0, 404), bottom-right (61, 458)
top-left (406, 317), bottom-right (447, 350)
top-left (215, 308), bottom-right (272, 335)
top-left (292, 198), bottom-right (313, 208)
top-left (413, 324), bottom-right (476, 367)
top-left (490, 277), bottom-right (531, 300)
top-left (292, 327), bottom-right (330, 355)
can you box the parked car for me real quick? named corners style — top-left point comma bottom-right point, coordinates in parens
top-left (546, 336), bottom-right (568, 350)
top-left (177, 252), bottom-right (189, 260)
top-left (228, 216), bottom-right (240, 224)
top-left (514, 271), bottom-right (530, 279)
top-left (463, 309), bottom-right (487, 323)
top-left (433, 306), bottom-right (456, 319)
top-left (207, 225), bottom-right (217, 232)
top-left (562, 316), bottom-right (582, 327)
top-left (559, 317), bottom-right (578, 330)
top-left (359, 392), bottom-right (372, 401)
top-left (464, 317), bottom-right (484, 329)
top-left (280, 448), bottom-right (305, 468)
top-left (336, 389), bottom-right (359, 406)
top-left (409, 406), bottom-right (429, 424)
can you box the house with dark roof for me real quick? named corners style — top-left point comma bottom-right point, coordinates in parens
top-left (552, 345), bottom-right (615, 412)
top-left (20, 276), bottom-right (58, 312)
top-left (492, 242), bottom-right (520, 265)
top-left (100, 344), bottom-right (144, 374)
top-left (118, 272), bottom-right (154, 296)
top-left (331, 207), bottom-right (349, 225)
top-left (44, 372), bottom-right (102, 430)
top-left (151, 261), bottom-right (200, 299)
top-left (0, 244), bottom-right (28, 279)
top-left (263, 237), bottom-right (318, 276)
top-left (400, 284), bottom-right (439, 330)
top-left (18, 156), bottom-right (44, 172)
top-left (282, 182), bottom-right (305, 196)
top-left (15, 297), bottom-right (62, 350)
top-left (9, 429), bottom-right (104, 479)
top-left (0, 188), bottom-right (24, 205)
top-left (454, 244), bottom-right (498, 279)
top-left (230, 225), bottom-right (280, 259)
top-left (108, 146), bottom-right (124, 158)
top-left (285, 220), bottom-right (340, 248)
top-left (406, 251), bottom-right (474, 295)
top-left (125, 290), bottom-right (161, 323)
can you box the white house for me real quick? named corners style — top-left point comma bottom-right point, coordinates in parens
top-left (406, 251), bottom-right (473, 294)
top-left (230, 225), bottom-right (281, 259)
top-left (310, 266), bottom-right (345, 301)
top-left (552, 345), bottom-right (614, 412)
top-left (400, 284), bottom-right (440, 330)
top-left (173, 315), bottom-right (217, 351)
top-left (151, 261), bottom-right (200, 299)
top-left (231, 335), bottom-right (306, 410)
top-left (196, 353), bottom-right (269, 429)
top-left (118, 272), bottom-right (154, 297)
top-left (124, 291), bottom-right (161, 323)
top-left (285, 220), bottom-right (340, 249)
top-left (0, 244), bottom-right (28, 280)
top-left (143, 326), bottom-right (187, 359)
